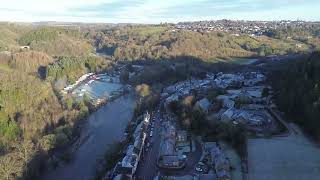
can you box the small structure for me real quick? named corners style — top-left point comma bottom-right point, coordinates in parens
top-left (20, 46), bottom-right (30, 51)
top-left (176, 130), bottom-right (192, 154)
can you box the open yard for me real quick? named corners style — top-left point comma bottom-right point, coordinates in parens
top-left (247, 124), bottom-right (320, 180)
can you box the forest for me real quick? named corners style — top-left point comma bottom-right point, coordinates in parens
top-left (0, 24), bottom-right (100, 179)
top-left (95, 25), bottom-right (315, 61)
top-left (271, 52), bottom-right (320, 140)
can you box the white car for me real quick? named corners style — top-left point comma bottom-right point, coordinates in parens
top-left (195, 167), bottom-right (203, 172)
top-left (150, 131), bottom-right (153, 137)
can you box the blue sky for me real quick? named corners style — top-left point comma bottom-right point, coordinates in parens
top-left (0, 0), bottom-right (319, 23)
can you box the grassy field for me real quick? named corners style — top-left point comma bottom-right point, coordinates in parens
top-left (207, 57), bottom-right (258, 65)
top-left (128, 26), bottom-right (168, 36)
top-left (247, 124), bottom-right (320, 180)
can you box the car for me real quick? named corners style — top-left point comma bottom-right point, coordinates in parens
top-left (195, 167), bottom-right (203, 172)
top-left (232, 120), bottom-right (239, 125)
top-left (195, 162), bottom-right (209, 173)
top-left (150, 131), bottom-right (153, 137)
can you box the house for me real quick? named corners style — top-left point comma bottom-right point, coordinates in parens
top-left (176, 130), bottom-right (192, 153)
top-left (195, 98), bottom-right (211, 113)
top-left (216, 95), bottom-right (235, 109)
top-left (176, 131), bottom-right (188, 142)
top-left (209, 144), bottom-right (231, 180)
top-left (113, 113), bottom-right (149, 178)
top-left (235, 93), bottom-right (253, 104)
top-left (220, 108), bottom-right (235, 122)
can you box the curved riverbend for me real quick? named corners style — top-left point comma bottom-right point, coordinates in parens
top-left (43, 95), bottom-right (136, 180)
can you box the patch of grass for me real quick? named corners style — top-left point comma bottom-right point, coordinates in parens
top-left (0, 64), bottom-right (12, 72)
top-left (129, 26), bottom-right (168, 36)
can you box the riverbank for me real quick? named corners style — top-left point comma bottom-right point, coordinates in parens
top-left (41, 95), bottom-right (136, 180)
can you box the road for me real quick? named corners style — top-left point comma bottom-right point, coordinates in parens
top-left (135, 108), bottom-right (162, 180)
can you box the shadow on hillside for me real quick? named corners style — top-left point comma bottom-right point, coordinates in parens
top-left (122, 55), bottom-right (263, 86)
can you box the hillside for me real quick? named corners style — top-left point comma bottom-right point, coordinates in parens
top-left (0, 23), bottom-right (31, 51)
top-left (95, 25), bottom-right (312, 61)
top-left (271, 52), bottom-right (320, 140)
top-left (19, 27), bottom-right (94, 56)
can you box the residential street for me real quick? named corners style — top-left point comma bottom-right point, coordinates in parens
top-left (136, 109), bottom-right (162, 180)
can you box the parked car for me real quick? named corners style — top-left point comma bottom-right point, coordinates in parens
top-left (195, 167), bottom-right (203, 172)
top-left (195, 162), bottom-right (209, 173)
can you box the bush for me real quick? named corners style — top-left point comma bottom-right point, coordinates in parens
top-left (39, 134), bottom-right (56, 151)
top-left (0, 118), bottom-right (20, 145)
top-left (135, 84), bottom-right (151, 97)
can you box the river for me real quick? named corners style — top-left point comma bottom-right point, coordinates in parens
top-left (42, 95), bottom-right (136, 180)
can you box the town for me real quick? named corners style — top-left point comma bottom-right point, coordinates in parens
top-left (102, 65), bottom-right (289, 180)
top-left (174, 20), bottom-right (319, 36)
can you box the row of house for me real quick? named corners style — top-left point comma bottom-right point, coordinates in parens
top-left (162, 71), bottom-right (265, 115)
top-left (214, 72), bottom-right (266, 89)
top-left (162, 78), bottom-right (215, 110)
top-left (158, 122), bottom-right (191, 169)
top-left (62, 73), bottom-right (95, 94)
top-left (213, 85), bottom-right (273, 126)
top-left (112, 113), bottom-right (150, 179)
top-left (209, 143), bottom-right (231, 180)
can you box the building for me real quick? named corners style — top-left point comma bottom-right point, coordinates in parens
top-left (195, 98), bottom-right (211, 113)
top-left (209, 144), bottom-right (231, 180)
top-left (176, 130), bottom-right (192, 154)
top-left (113, 112), bottom-right (150, 178)
top-left (216, 95), bottom-right (235, 109)
top-left (20, 46), bottom-right (30, 51)
top-left (158, 122), bottom-right (187, 169)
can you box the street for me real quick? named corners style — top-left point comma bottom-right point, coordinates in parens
top-left (135, 108), bottom-right (162, 180)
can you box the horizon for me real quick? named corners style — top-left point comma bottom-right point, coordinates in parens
top-left (1, 19), bottom-right (320, 25)
top-left (0, 0), bottom-right (319, 24)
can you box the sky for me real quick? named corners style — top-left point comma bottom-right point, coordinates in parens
top-left (0, 0), bottom-right (319, 23)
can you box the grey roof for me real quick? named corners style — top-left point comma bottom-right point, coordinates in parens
top-left (196, 98), bottom-right (211, 112)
